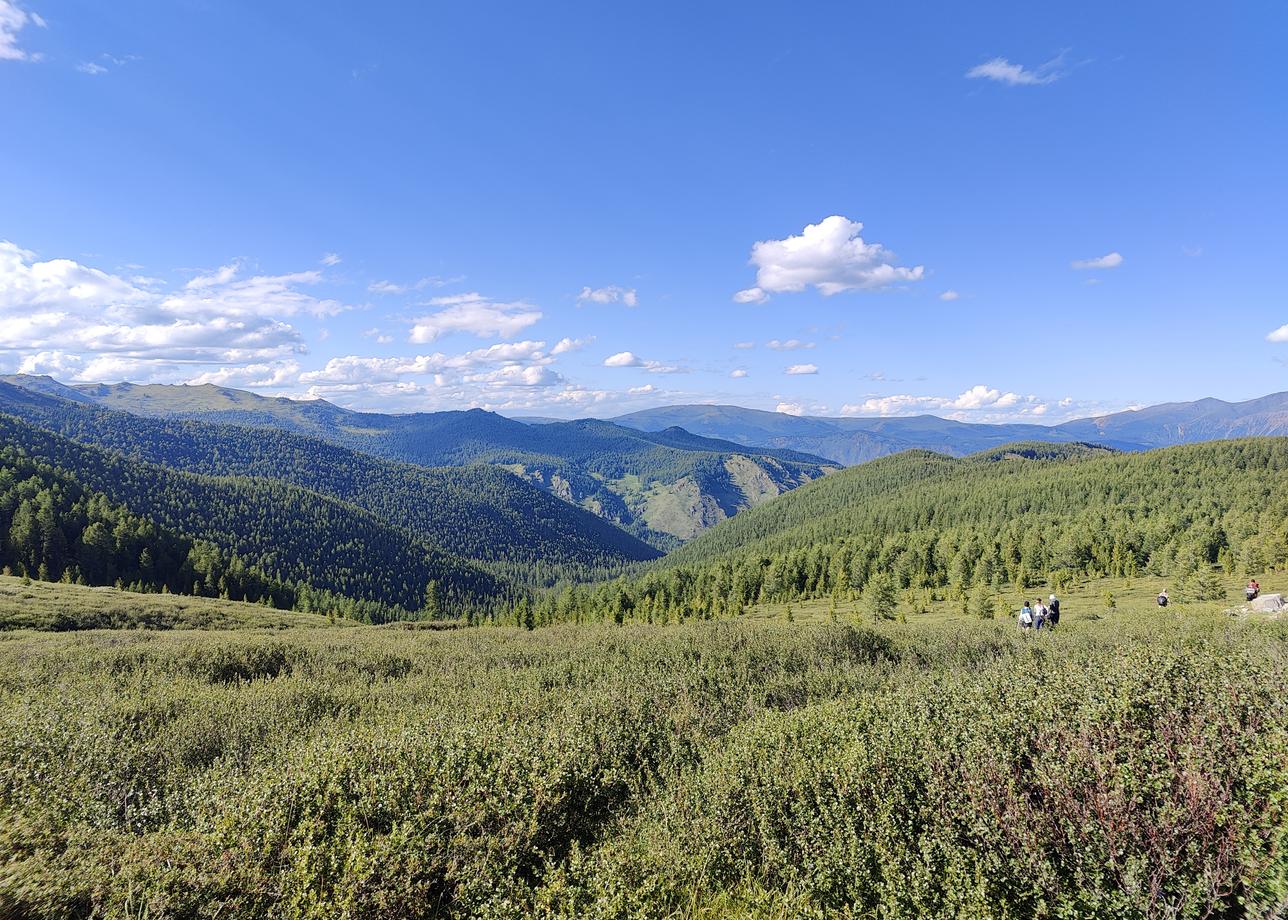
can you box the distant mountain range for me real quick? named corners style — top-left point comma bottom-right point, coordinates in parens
top-left (610, 393), bottom-right (1288, 464)
top-left (0, 376), bottom-right (836, 545)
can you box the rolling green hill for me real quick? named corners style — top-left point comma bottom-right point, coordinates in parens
top-left (0, 383), bottom-right (660, 584)
top-left (0, 413), bottom-right (503, 617)
top-left (1, 378), bottom-right (836, 544)
top-left (0, 576), bottom-right (352, 631)
top-left (511, 438), bottom-right (1288, 625)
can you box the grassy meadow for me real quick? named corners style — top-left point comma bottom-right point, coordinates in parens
top-left (2, 579), bottom-right (1287, 918)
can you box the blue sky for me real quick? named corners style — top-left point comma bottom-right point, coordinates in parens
top-left (2, 1), bottom-right (1286, 421)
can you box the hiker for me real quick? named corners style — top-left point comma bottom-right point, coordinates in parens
top-left (1246, 579), bottom-right (1260, 602)
top-left (1034, 600), bottom-right (1048, 630)
top-left (1157, 589), bottom-right (1169, 608)
top-left (1047, 594), bottom-right (1061, 627)
top-left (1018, 601), bottom-right (1034, 630)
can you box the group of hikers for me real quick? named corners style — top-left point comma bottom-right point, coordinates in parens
top-left (1022, 578), bottom-right (1267, 627)
top-left (1018, 595), bottom-right (1060, 631)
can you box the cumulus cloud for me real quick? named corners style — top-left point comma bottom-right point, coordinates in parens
top-left (966, 54), bottom-right (1066, 86)
top-left (577, 285), bottom-right (638, 307)
top-left (188, 361), bottom-right (301, 388)
top-left (1267, 325), bottom-right (1288, 343)
top-left (839, 384), bottom-right (1050, 421)
top-left (776, 402), bottom-right (805, 416)
top-left (551, 336), bottom-right (593, 355)
top-left (1071, 251), bottom-right (1123, 270)
top-left (602, 351), bottom-right (685, 374)
top-left (408, 292), bottom-right (542, 343)
top-left (730, 368), bottom-right (748, 379)
top-left (296, 338), bottom-right (631, 415)
top-left (0, 1), bottom-right (45, 62)
top-left (733, 215), bottom-right (923, 302)
top-left (0, 241), bottom-right (331, 381)
top-left (939, 290), bottom-right (960, 301)
top-left (766, 338), bottom-right (815, 351)
top-left (785, 364), bottom-right (818, 375)
top-left (603, 351), bottom-right (643, 368)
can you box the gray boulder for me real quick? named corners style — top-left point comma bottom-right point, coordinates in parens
top-left (1250, 593), bottom-right (1284, 613)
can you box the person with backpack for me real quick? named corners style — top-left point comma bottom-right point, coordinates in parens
top-left (1246, 579), bottom-right (1260, 602)
top-left (1047, 594), bottom-right (1061, 627)
top-left (1019, 601), bottom-right (1034, 630)
top-left (1157, 589), bottom-right (1169, 608)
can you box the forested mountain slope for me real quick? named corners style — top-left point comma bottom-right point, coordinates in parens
top-left (0, 413), bottom-right (502, 615)
top-left (1, 378), bottom-right (836, 544)
top-left (0, 447), bottom-right (295, 609)
top-left (519, 439), bottom-right (1288, 624)
top-left (0, 383), bottom-right (659, 584)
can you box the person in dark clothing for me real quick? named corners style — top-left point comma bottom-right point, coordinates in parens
top-left (1047, 594), bottom-right (1061, 627)
top-left (1158, 589), bottom-right (1169, 607)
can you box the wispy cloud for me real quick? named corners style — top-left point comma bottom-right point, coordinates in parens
top-left (368, 274), bottom-right (462, 295)
top-left (766, 338), bottom-right (815, 351)
top-left (939, 290), bottom-right (960, 301)
top-left (966, 53), bottom-right (1067, 86)
top-left (76, 52), bottom-right (140, 76)
top-left (577, 285), bottom-right (637, 307)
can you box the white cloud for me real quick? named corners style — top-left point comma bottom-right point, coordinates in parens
top-left (602, 351), bottom-right (685, 374)
top-left (734, 215), bottom-right (923, 302)
top-left (839, 384), bottom-right (1055, 421)
top-left (603, 351), bottom-right (642, 368)
top-left (577, 285), bottom-right (638, 307)
top-left (966, 54), bottom-right (1066, 86)
top-left (628, 384), bottom-right (657, 395)
top-left (1071, 251), bottom-right (1123, 270)
top-left (766, 338), bottom-right (815, 351)
top-left (1267, 325), bottom-right (1288, 343)
top-left (368, 275), bottom-right (461, 295)
top-left (293, 338), bottom-right (639, 415)
top-left (733, 287), bottom-right (769, 304)
top-left (551, 336), bottom-right (593, 355)
top-left (408, 292), bottom-right (542, 343)
top-left (939, 290), bottom-right (960, 301)
top-left (730, 368), bottom-right (748, 379)
top-left (361, 327), bottom-right (393, 344)
top-left (0, 1), bottom-right (45, 62)
top-left (785, 364), bottom-right (818, 375)
top-left (776, 402), bottom-right (805, 416)
top-left (320, 252), bottom-right (342, 266)
top-left (188, 361), bottom-right (301, 388)
top-left (733, 341), bottom-right (755, 349)
top-left (77, 61), bottom-right (107, 75)
top-left (0, 240), bottom-right (344, 382)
